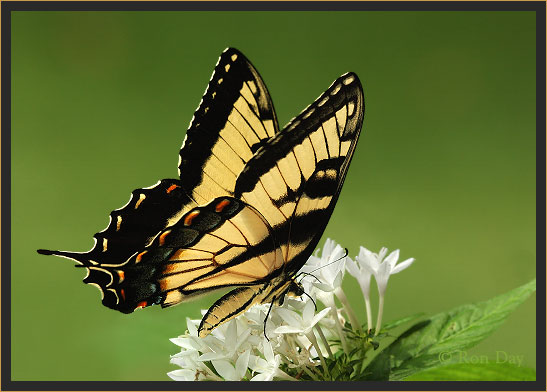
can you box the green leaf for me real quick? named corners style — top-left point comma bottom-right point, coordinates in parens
top-left (380, 313), bottom-right (426, 332)
top-left (364, 279), bottom-right (536, 380)
top-left (405, 363), bottom-right (536, 381)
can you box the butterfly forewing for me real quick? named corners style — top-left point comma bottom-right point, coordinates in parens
top-left (179, 48), bottom-right (280, 205)
top-left (234, 72), bottom-right (364, 269)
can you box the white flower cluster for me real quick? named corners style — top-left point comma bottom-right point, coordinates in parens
top-left (168, 239), bottom-right (414, 381)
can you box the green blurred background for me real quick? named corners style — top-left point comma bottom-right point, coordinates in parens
top-left (11, 11), bottom-right (536, 381)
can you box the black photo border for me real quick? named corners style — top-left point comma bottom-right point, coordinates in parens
top-left (1, 1), bottom-right (545, 391)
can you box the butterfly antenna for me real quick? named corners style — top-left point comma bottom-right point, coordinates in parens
top-left (306, 248), bottom-right (349, 275)
top-left (295, 271), bottom-right (321, 283)
top-left (37, 249), bottom-right (91, 266)
top-left (302, 290), bottom-right (317, 311)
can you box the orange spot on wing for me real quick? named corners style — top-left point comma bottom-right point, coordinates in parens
top-left (120, 289), bottom-right (126, 301)
top-left (159, 230), bottom-right (171, 246)
top-left (136, 251), bottom-right (147, 263)
top-left (166, 184), bottom-right (179, 194)
top-left (215, 199), bottom-right (230, 212)
top-left (136, 301), bottom-right (148, 309)
top-left (184, 210), bottom-right (200, 226)
top-left (117, 270), bottom-right (125, 283)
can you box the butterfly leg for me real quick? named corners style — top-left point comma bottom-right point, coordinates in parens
top-left (263, 297), bottom-right (277, 341)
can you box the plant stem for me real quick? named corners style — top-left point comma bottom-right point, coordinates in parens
top-left (315, 324), bottom-right (333, 357)
top-left (375, 294), bottom-right (385, 335)
top-left (306, 331), bottom-right (330, 379)
top-left (293, 336), bottom-right (322, 379)
top-left (301, 363), bottom-right (319, 381)
top-left (336, 288), bottom-right (362, 333)
top-left (364, 293), bottom-right (373, 333)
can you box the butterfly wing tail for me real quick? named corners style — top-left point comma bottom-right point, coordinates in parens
top-left (37, 248), bottom-right (93, 266)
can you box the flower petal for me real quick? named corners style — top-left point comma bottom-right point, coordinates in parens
top-left (378, 247), bottom-right (388, 261)
top-left (170, 337), bottom-right (196, 350)
top-left (212, 359), bottom-right (236, 381)
top-left (309, 307), bottom-right (331, 328)
top-left (345, 256), bottom-right (359, 275)
top-left (384, 249), bottom-right (400, 269)
top-left (250, 373), bottom-right (271, 381)
top-left (333, 270), bottom-right (343, 289)
top-left (276, 307), bottom-right (302, 326)
top-left (186, 318), bottom-right (198, 336)
top-left (167, 368), bottom-right (195, 381)
top-left (358, 247), bottom-right (379, 272)
top-left (274, 325), bottom-right (304, 334)
top-left (235, 349), bottom-right (250, 379)
top-left (263, 338), bottom-right (275, 362)
top-left (302, 299), bottom-right (315, 321)
top-left (391, 257), bottom-right (415, 274)
top-left (314, 282), bottom-right (335, 292)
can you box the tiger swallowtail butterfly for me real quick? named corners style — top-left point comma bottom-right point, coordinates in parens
top-left (38, 48), bottom-right (364, 337)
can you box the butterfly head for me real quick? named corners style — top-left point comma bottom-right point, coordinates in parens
top-left (285, 279), bottom-right (305, 298)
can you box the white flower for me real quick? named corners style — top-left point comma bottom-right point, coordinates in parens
top-left (249, 339), bottom-right (295, 381)
top-left (356, 247), bottom-right (414, 296)
top-left (167, 368), bottom-right (197, 381)
top-left (355, 246), bottom-right (414, 334)
top-left (197, 318), bottom-right (252, 362)
top-left (274, 300), bottom-right (332, 371)
top-left (168, 348), bottom-right (222, 381)
top-left (274, 300), bottom-right (330, 336)
top-left (346, 254), bottom-right (374, 331)
top-left (211, 349), bottom-right (250, 381)
top-left (169, 239), bottom-right (415, 380)
top-left (299, 239), bottom-right (362, 348)
top-left (346, 254), bottom-right (372, 297)
top-left (301, 238), bottom-right (346, 294)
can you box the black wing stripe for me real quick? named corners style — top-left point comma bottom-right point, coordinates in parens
top-left (321, 124), bottom-right (331, 159)
top-left (307, 135), bottom-right (318, 164)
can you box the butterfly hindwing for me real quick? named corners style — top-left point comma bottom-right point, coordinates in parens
top-left (38, 179), bottom-right (195, 267)
top-left (179, 48), bottom-right (280, 205)
top-left (89, 196), bottom-right (284, 313)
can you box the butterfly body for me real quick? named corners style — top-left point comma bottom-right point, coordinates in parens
top-left (38, 48), bottom-right (364, 337)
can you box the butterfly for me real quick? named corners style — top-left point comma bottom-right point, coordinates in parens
top-left (38, 48), bottom-right (364, 337)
